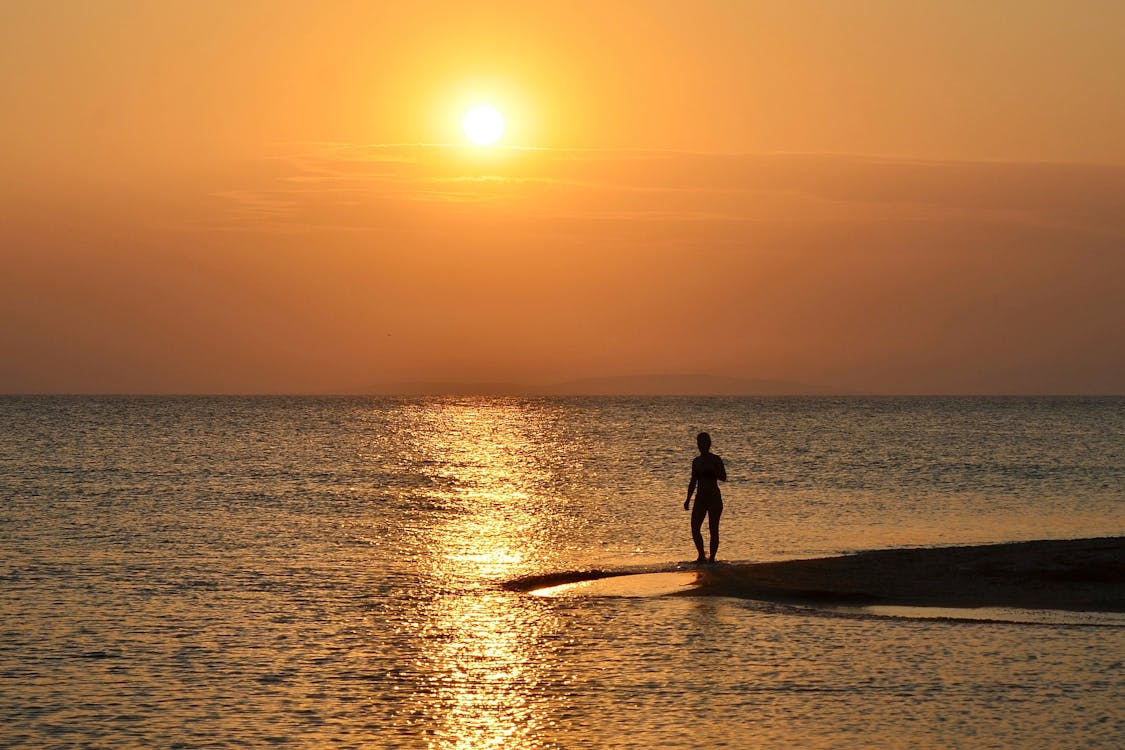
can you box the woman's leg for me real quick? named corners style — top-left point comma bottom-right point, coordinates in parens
top-left (707, 502), bottom-right (723, 561)
top-left (690, 501), bottom-right (707, 560)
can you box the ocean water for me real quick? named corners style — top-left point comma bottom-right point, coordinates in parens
top-left (1, 396), bottom-right (1123, 748)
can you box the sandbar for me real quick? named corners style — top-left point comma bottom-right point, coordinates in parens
top-left (509, 537), bottom-right (1124, 613)
top-left (686, 536), bottom-right (1124, 613)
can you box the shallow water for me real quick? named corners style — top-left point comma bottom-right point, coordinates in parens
top-left (2, 396), bottom-right (1123, 747)
top-left (848, 604), bottom-right (1125, 626)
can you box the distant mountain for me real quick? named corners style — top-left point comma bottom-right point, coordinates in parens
top-left (365, 374), bottom-right (845, 396)
top-left (539, 373), bottom-right (845, 396)
top-left (370, 381), bottom-right (536, 396)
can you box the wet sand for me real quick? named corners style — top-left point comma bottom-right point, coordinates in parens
top-left (509, 537), bottom-right (1125, 612)
top-left (688, 537), bottom-right (1125, 612)
top-left (530, 571), bottom-right (699, 598)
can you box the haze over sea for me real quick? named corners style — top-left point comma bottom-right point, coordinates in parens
top-left (2, 395), bottom-right (1123, 748)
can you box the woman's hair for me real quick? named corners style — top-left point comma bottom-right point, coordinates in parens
top-left (697, 432), bottom-right (711, 450)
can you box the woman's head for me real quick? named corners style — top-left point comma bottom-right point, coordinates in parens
top-left (696, 432), bottom-right (712, 453)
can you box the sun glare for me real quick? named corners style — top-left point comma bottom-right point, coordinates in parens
top-left (462, 104), bottom-right (505, 146)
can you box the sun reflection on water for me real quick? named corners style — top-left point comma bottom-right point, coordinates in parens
top-left (404, 400), bottom-right (562, 748)
top-left (422, 592), bottom-right (557, 749)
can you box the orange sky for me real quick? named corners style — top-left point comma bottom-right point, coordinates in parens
top-left (3, 1), bottom-right (1124, 394)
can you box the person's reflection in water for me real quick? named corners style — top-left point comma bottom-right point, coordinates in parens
top-left (684, 431), bottom-right (727, 563)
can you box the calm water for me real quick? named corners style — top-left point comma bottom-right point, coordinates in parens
top-left (2, 396), bottom-right (1123, 748)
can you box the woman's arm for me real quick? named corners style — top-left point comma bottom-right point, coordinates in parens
top-left (684, 476), bottom-right (697, 510)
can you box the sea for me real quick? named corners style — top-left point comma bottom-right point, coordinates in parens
top-left (2, 396), bottom-right (1123, 748)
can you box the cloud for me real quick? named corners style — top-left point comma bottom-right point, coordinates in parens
top-left (207, 145), bottom-right (1125, 241)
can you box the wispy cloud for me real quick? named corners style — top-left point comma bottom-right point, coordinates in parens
top-left (206, 144), bottom-right (1125, 239)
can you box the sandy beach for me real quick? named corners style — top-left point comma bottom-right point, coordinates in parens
top-left (689, 537), bottom-right (1125, 612)
top-left (514, 537), bottom-right (1125, 613)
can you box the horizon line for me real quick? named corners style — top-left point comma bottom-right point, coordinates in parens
top-left (2, 392), bottom-right (1121, 398)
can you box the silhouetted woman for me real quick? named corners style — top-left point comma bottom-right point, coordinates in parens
top-left (684, 431), bottom-right (727, 563)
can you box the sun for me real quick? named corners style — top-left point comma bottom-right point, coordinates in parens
top-left (462, 104), bottom-right (505, 146)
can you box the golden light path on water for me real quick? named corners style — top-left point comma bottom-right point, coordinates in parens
top-left (408, 402), bottom-right (560, 749)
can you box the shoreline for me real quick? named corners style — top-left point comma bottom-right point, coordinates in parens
top-left (685, 537), bottom-right (1125, 612)
top-left (509, 537), bottom-right (1125, 612)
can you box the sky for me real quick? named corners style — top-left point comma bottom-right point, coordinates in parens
top-left (3, 0), bottom-right (1124, 394)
